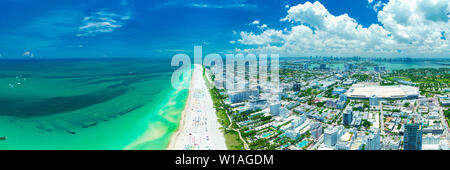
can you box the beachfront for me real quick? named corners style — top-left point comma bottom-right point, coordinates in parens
top-left (168, 64), bottom-right (227, 150)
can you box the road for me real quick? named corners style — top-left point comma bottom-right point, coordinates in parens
top-left (439, 105), bottom-right (449, 137)
top-left (308, 135), bottom-right (324, 150)
top-left (379, 102), bottom-right (385, 136)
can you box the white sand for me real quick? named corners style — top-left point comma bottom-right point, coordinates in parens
top-left (168, 64), bottom-right (227, 150)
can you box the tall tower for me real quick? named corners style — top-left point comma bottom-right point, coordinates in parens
top-left (343, 110), bottom-right (353, 126)
top-left (403, 121), bottom-right (422, 150)
top-left (366, 128), bottom-right (381, 150)
top-left (324, 126), bottom-right (338, 147)
top-left (310, 122), bottom-right (323, 139)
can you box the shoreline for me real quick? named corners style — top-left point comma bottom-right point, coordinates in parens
top-left (167, 66), bottom-right (194, 149)
top-left (167, 64), bottom-right (226, 150)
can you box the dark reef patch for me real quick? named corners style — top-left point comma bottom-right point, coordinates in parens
top-left (0, 87), bottom-right (130, 118)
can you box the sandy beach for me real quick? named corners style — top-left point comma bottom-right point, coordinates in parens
top-left (168, 64), bottom-right (227, 150)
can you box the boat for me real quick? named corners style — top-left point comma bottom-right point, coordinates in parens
top-left (0, 136), bottom-right (7, 141)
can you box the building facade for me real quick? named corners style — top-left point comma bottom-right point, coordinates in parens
top-left (324, 126), bottom-right (338, 147)
top-left (343, 110), bottom-right (353, 126)
top-left (403, 123), bottom-right (423, 150)
top-left (310, 122), bottom-right (323, 139)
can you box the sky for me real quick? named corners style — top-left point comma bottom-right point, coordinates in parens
top-left (0, 0), bottom-right (448, 59)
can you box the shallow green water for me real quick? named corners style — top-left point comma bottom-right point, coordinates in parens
top-left (0, 58), bottom-right (190, 150)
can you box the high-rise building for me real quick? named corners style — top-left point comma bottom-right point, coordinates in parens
top-left (339, 94), bottom-right (347, 102)
top-left (326, 99), bottom-right (338, 108)
top-left (324, 126), bottom-right (338, 147)
top-left (343, 110), bottom-right (353, 126)
top-left (403, 122), bottom-right (423, 150)
top-left (228, 89), bottom-right (259, 103)
top-left (374, 66), bottom-right (380, 72)
top-left (270, 103), bottom-right (281, 116)
top-left (293, 83), bottom-right (302, 92)
top-left (369, 95), bottom-right (378, 106)
top-left (280, 107), bottom-right (290, 118)
top-left (292, 114), bottom-right (306, 128)
top-left (332, 88), bottom-right (347, 95)
top-left (336, 101), bottom-right (346, 109)
top-left (366, 128), bottom-right (381, 150)
top-left (345, 64), bottom-right (354, 71)
top-left (310, 122), bottom-right (323, 139)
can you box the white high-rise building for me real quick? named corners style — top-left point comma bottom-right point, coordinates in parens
top-left (324, 126), bottom-right (338, 147)
top-left (366, 128), bottom-right (381, 150)
top-left (310, 122), bottom-right (323, 139)
top-left (369, 95), bottom-right (379, 106)
top-left (292, 114), bottom-right (306, 128)
top-left (270, 103), bottom-right (281, 116)
top-left (228, 89), bottom-right (259, 103)
top-left (280, 107), bottom-right (290, 118)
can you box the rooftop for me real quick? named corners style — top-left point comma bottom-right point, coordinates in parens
top-left (345, 84), bottom-right (419, 99)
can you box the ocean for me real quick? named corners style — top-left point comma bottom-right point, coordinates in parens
top-left (0, 58), bottom-right (190, 150)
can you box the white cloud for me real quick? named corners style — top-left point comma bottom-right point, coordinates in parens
top-left (281, 1), bottom-right (330, 29)
top-left (152, 0), bottom-right (256, 10)
top-left (23, 51), bottom-right (35, 58)
top-left (258, 24), bottom-right (268, 31)
top-left (189, 3), bottom-right (252, 9)
top-left (368, 0), bottom-right (374, 4)
top-left (235, 0), bottom-right (450, 57)
top-left (238, 29), bottom-right (285, 45)
top-left (250, 20), bottom-right (260, 25)
top-left (229, 40), bottom-right (236, 44)
top-left (368, 1), bottom-right (386, 12)
top-left (76, 10), bottom-right (131, 37)
top-left (249, 20), bottom-right (268, 31)
top-left (378, 0), bottom-right (450, 47)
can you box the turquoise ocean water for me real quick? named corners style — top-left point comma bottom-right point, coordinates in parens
top-left (0, 58), bottom-right (190, 150)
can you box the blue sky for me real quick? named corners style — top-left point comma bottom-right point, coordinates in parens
top-left (0, 0), bottom-right (448, 59)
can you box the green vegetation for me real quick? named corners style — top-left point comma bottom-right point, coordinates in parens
top-left (324, 87), bottom-right (336, 98)
top-left (353, 107), bottom-right (364, 112)
top-left (361, 119), bottom-right (372, 129)
top-left (352, 74), bottom-right (370, 82)
top-left (249, 138), bottom-right (271, 150)
top-left (445, 109), bottom-right (450, 127)
top-left (404, 102), bottom-right (410, 107)
top-left (223, 129), bottom-right (245, 150)
top-left (216, 109), bottom-right (230, 127)
top-left (233, 109), bottom-right (262, 122)
top-left (384, 68), bottom-right (450, 97)
top-left (316, 101), bottom-right (325, 107)
top-left (298, 88), bottom-right (317, 98)
top-left (305, 131), bottom-right (311, 138)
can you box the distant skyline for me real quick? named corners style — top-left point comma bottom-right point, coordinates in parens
top-left (0, 0), bottom-right (448, 59)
